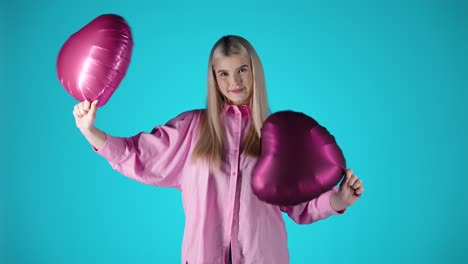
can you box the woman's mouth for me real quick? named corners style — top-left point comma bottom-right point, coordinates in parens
top-left (230, 88), bottom-right (244, 94)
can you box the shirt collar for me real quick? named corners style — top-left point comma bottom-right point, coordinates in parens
top-left (222, 102), bottom-right (251, 120)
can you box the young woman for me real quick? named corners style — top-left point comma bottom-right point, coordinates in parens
top-left (73, 35), bottom-right (364, 264)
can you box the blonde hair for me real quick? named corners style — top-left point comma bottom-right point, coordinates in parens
top-left (193, 35), bottom-right (270, 167)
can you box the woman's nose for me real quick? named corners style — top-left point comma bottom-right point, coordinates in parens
top-left (230, 73), bottom-right (241, 86)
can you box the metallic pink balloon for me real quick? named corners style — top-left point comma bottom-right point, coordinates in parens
top-left (57, 14), bottom-right (133, 107)
top-left (252, 111), bottom-right (346, 206)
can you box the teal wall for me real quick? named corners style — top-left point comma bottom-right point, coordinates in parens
top-left (3, 0), bottom-right (467, 263)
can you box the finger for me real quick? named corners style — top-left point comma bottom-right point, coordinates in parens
top-left (345, 169), bottom-right (353, 182)
top-left (344, 170), bottom-right (353, 186)
top-left (352, 179), bottom-right (362, 189)
top-left (340, 170), bottom-right (350, 189)
top-left (355, 186), bottom-right (364, 195)
top-left (348, 174), bottom-right (358, 187)
top-left (78, 102), bottom-right (88, 115)
top-left (73, 105), bottom-right (83, 118)
top-left (77, 102), bottom-right (84, 115)
top-left (83, 100), bottom-right (91, 111)
top-left (89, 100), bottom-right (99, 116)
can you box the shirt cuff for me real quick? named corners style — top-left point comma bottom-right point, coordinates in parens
top-left (93, 133), bottom-right (127, 164)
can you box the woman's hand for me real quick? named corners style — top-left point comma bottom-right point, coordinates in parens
top-left (73, 100), bottom-right (98, 131)
top-left (330, 169), bottom-right (364, 212)
top-left (72, 100), bottom-right (106, 150)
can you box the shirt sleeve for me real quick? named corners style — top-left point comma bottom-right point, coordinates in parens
top-left (93, 110), bottom-right (201, 190)
top-left (279, 187), bottom-right (345, 224)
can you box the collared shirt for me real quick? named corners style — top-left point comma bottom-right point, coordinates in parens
top-left (95, 104), bottom-right (344, 264)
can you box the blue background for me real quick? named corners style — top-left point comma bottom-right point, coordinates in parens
top-left (2, 0), bottom-right (467, 263)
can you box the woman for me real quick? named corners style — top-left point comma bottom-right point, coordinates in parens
top-left (73, 35), bottom-right (364, 264)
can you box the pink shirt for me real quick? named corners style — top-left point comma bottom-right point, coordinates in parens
top-left (95, 104), bottom-right (344, 264)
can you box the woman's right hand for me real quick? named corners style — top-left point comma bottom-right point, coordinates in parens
top-left (73, 100), bottom-right (99, 131)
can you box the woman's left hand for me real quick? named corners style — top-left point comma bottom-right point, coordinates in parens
top-left (330, 169), bottom-right (364, 212)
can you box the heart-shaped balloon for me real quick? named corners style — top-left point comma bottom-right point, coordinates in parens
top-left (57, 14), bottom-right (133, 107)
top-left (251, 111), bottom-right (346, 206)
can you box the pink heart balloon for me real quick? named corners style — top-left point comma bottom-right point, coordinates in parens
top-left (57, 14), bottom-right (133, 107)
top-left (251, 111), bottom-right (346, 206)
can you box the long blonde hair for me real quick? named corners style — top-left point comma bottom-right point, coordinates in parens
top-left (193, 35), bottom-right (270, 167)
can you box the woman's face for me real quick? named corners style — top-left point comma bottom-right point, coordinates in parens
top-left (213, 55), bottom-right (253, 106)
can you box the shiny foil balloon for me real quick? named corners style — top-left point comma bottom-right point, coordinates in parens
top-left (57, 14), bottom-right (133, 107)
top-left (251, 111), bottom-right (346, 206)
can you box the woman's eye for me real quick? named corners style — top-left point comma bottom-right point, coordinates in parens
top-left (239, 68), bottom-right (247, 73)
top-left (220, 72), bottom-right (227, 77)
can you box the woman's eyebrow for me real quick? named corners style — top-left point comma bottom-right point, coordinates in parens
top-left (216, 64), bottom-right (249, 73)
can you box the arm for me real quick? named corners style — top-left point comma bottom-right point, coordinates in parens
top-left (93, 110), bottom-right (200, 189)
top-left (81, 126), bottom-right (106, 150)
top-left (73, 100), bottom-right (201, 189)
top-left (280, 169), bottom-right (365, 224)
top-left (279, 187), bottom-right (345, 225)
